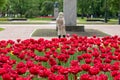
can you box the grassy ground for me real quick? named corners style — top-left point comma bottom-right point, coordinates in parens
top-left (0, 17), bottom-right (119, 24)
top-left (0, 28), bottom-right (5, 31)
top-left (0, 21), bottom-right (50, 24)
top-left (28, 17), bottom-right (52, 21)
top-left (32, 29), bottom-right (110, 37)
top-left (77, 17), bottom-right (119, 24)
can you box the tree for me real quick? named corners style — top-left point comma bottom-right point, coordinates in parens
top-left (58, 0), bottom-right (63, 12)
top-left (77, 0), bottom-right (91, 18)
top-left (0, 0), bottom-right (7, 17)
top-left (5, 0), bottom-right (40, 18)
top-left (109, 0), bottom-right (120, 17)
top-left (0, 0), bottom-right (7, 10)
top-left (24, 0), bottom-right (40, 18)
top-left (40, 1), bottom-right (54, 16)
top-left (1, 0), bottom-right (119, 18)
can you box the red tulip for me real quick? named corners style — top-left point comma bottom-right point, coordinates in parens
top-left (80, 74), bottom-right (92, 80)
top-left (16, 77), bottom-right (25, 80)
top-left (100, 53), bottom-right (107, 58)
top-left (77, 55), bottom-right (83, 61)
top-left (81, 64), bottom-right (91, 71)
top-left (16, 62), bottom-right (26, 68)
top-left (85, 58), bottom-right (92, 64)
top-left (89, 66), bottom-right (100, 75)
top-left (70, 60), bottom-right (79, 66)
top-left (59, 67), bottom-right (69, 75)
top-left (17, 39), bottom-right (21, 43)
top-left (113, 73), bottom-right (120, 80)
top-left (93, 57), bottom-right (102, 64)
top-left (18, 53), bottom-right (25, 60)
top-left (92, 51), bottom-right (99, 58)
top-left (69, 66), bottom-right (82, 75)
top-left (55, 74), bottom-right (65, 80)
top-left (2, 73), bottom-right (12, 80)
top-left (111, 71), bottom-right (119, 77)
top-left (82, 53), bottom-right (92, 59)
top-left (26, 61), bottom-right (34, 68)
top-left (17, 67), bottom-right (27, 75)
top-left (49, 57), bottom-right (57, 66)
top-left (102, 64), bottom-right (111, 72)
top-left (0, 55), bottom-right (9, 63)
top-left (39, 69), bottom-right (51, 78)
top-left (29, 66), bottom-right (39, 75)
top-left (104, 58), bottom-right (111, 63)
top-left (98, 74), bottom-right (108, 80)
top-left (48, 73), bottom-right (56, 80)
top-left (7, 40), bottom-right (15, 45)
top-left (111, 64), bottom-right (119, 71)
top-left (57, 53), bottom-right (69, 62)
top-left (0, 68), bottom-right (7, 75)
top-left (50, 65), bottom-right (61, 73)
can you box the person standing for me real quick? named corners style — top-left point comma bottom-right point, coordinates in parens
top-left (56, 12), bottom-right (66, 38)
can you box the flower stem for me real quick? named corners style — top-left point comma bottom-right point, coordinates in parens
top-left (74, 74), bottom-right (77, 80)
top-left (65, 74), bottom-right (68, 80)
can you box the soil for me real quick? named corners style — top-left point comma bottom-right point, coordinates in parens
top-left (32, 29), bottom-right (110, 37)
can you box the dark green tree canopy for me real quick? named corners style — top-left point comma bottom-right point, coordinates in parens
top-left (40, 1), bottom-right (54, 16)
top-left (0, 0), bottom-right (7, 10)
top-left (0, 0), bottom-right (119, 18)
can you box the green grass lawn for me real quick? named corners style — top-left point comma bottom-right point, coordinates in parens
top-left (28, 17), bottom-right (53, 21)
top-left (0, 17), bottom-right (119, 24)
top-left (0, 28), bottom-right (5, 31)
top-left (0, 17), bottom-right (53, 24)
top-left (108, 18), bottom-right (119, 24)
top-left (77, 17), bottom-right (119, 24)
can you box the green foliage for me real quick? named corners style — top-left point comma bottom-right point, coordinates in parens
top-left (40, 1), bottom-right (54, 16)
top-left (34, 50), bottom-right (45, 56)
top-left (7, 52), bottom-right (23, 63)
top-left (29, 18), bottom-right (52, 21)
top-left (0, 18), bottom-right (8, 21)
top-left (0, 27), bottom-right (5, 31)
top-left (0, 0), bottom-right (119, 18)
top-left (0, 0), bottom-right (7, 10)
top-left (77, 0), bottom-right (119, 18)
top-left (25, 9), bottom-right (39, 18)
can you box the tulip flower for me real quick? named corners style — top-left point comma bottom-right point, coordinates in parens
top-left (89, 67), bottom-right (100, 75)
top-left (80, 74), bottom-right (92, 80)
top-left (1, 35), bottom-right (120, 80)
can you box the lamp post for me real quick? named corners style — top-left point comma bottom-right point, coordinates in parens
top-left (104, 0), bottom-right (108, 23)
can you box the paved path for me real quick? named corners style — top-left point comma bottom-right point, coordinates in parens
top-left (0, 24), bottom-right (55, 40)
top-left (85, 24), bottom-right (120, 36)
top-left (0, 23), bottom-right (120, 41)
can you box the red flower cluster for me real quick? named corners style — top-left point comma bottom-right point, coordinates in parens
top-left (0, 35), bottom-right (120, 80)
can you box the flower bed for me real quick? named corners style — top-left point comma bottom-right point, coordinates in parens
top-left (0, 34), bottom-right (120, 80)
